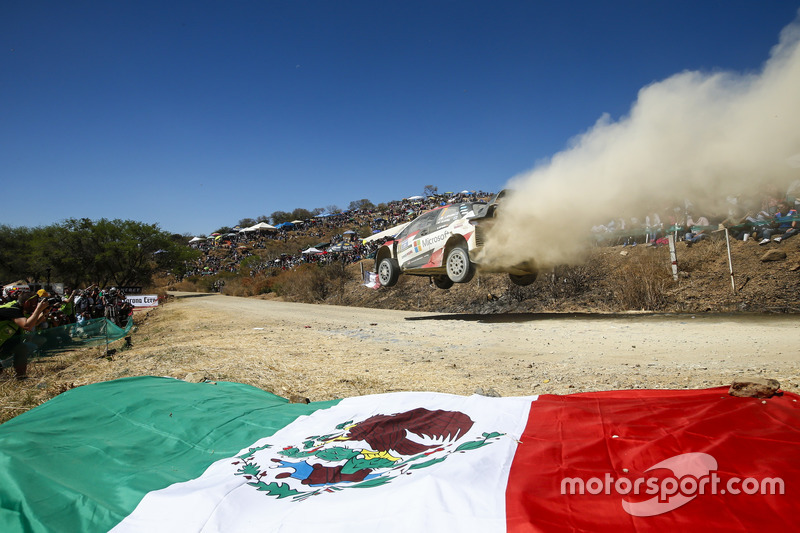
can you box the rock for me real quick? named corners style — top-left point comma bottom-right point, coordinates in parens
top-left (288, 394), bottom-right (311, 404)
top-left (475, 387), bottom-right (501, 397)
top-left (728, 378), bottom-right (781, 398)
top-left (760, 250), bottom-right (787, 262)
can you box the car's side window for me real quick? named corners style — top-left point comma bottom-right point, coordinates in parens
top-left (435, 205), bottom-right (461, 229)
top-left (399, 210), bottom-right (439, 239)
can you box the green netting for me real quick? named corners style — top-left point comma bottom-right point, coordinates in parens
top-left (0, 317), bottom-right (133, 367)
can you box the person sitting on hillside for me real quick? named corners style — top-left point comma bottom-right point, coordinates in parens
top-left (684, 213), bottom-right (712, 246)
top-left (0, 289), bottom-right (51, 380)
top-left (760, 203), bottom-right (798, 244)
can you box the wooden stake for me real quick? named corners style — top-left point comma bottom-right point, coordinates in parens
top-left (725, 228), bottom-right (736, 293)
top-left (668, 234), bottom-right (678, 281)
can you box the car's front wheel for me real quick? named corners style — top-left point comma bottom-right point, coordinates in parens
top-left (432, 275), bottom-right (454, 290)
top-left (445, 244), bottom-right (474, 283)
top-left (377, 257), bottom-right (400, 287)
top-left (509, 272), bottom-right (538, 286)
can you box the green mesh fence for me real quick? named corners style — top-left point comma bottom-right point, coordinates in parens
top-left (1, 317), bottom-right (133, 367)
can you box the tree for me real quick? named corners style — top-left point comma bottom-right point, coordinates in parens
top-left (424, 185), bottom-right (438, 197)
top-left (348, 199), bottom-right (375, 211)
top-left (31, 219), bottom-right (196, 288)
top-left (311, 207), bottom-right (325, 216)
top-left (0, 225), bottom-right (34, 282)
top-left (239, 218), bottom-right (256, 227)
top-left (270, 210), bottom-right (292, 224)
top-left (325, 205), bottom-right (341, 214)
top-left (291, 208), bottom-right (313, 221)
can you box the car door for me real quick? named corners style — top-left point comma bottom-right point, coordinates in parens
top-left (397, 206), bottom-right (463, 270)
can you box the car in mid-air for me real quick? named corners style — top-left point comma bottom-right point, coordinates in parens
top-left (374, 192), bottom-right (537, 289)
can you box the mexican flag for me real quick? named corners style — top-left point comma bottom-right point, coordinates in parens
top-left (0, 376), bottom-right (796, 532)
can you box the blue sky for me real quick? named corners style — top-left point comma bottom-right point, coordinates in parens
top-left (2, 1), bottom-right (798, 235)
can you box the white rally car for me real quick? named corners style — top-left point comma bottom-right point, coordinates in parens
top-left (374, 193), bottom-right (537, 289)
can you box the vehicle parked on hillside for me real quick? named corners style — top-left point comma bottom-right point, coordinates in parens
top-left (374, 191), bottom-right (537, 289)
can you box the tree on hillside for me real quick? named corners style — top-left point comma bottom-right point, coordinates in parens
top-left (270, 210), bottom-right (292, 224)
top-left (325, 205), bottom-right (341, 214)
top-left (291, 208), bottom-right (313, 221)
top-left (214, 227), bottom-right (233, 234)
top-left (256, 215), bottom-right (270, 223)
top-left (348, 199), bottom-right (375, 211)
top-left (424, 185), bottom-right (438, 197)
top-left (239, 218), bottom-right (256, 227)
top-left (311, 207), bottom-right (324, 216)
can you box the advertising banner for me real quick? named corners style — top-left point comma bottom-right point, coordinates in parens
top-left (125, 294), bottom-right (159, 309)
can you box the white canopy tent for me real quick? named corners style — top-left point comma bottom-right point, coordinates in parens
top-left (301, 247), bottom-right (324, 254)
top-left (188, 236), bottom-right (206, 243)
top-left (241, 222), bottom-right (276, 232)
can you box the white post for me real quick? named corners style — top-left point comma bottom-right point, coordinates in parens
top-left (668, 234), bottom-right (679, 281)
top-left (725, 228), bottom-right (736, 293)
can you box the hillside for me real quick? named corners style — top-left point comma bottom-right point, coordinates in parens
top-left (331, 236), bottom-right (800, 314)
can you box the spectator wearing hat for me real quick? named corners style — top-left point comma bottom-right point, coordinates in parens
top-left (0, 290), bottom-right (51, 380)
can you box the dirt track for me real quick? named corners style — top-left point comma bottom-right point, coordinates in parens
top-left (128, 293), bottom-right (800, 400)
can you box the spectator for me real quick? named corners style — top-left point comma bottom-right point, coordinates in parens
top-left (0, 289), bottom-right (51, 380)
top-left (684, 213), bottom-right (712, 246)
top-left (761, 203), bottom-right (798, 244)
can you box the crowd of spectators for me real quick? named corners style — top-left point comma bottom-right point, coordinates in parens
top-left (181, 192), bottom-right (491, 279)
top-left (1, 285), bottom-right (133, 329)
top-left (180, 184), bottom-right (799, 280)
top-left (0, 285), bottom-right (134, 379)
top-left (591, 182), bottom-right (799, 248)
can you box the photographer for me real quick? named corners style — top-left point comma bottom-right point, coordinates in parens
top-left (0, 289), bottom-right (51, 380)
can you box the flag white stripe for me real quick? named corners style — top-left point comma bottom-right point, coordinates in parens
top-left (113, 392), bottom-right (536, 533)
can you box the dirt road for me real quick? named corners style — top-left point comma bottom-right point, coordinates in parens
top-left (113, 293), bottom-right (799, 401)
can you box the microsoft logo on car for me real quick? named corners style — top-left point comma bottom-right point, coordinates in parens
top-left (414, 233), bottom-right (448, 252)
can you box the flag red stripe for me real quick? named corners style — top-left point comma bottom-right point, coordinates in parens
top-left (506, 387), bottom-right (800, 531)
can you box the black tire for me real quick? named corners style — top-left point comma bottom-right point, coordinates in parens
top-left (377, 257), bottom-right (400, 287)
top-left (509, 272), bottom-right (538, 286)
top-left (445, 244), bottom-right (474, 283)
top-left (432, 275), bottom-right (454, 290)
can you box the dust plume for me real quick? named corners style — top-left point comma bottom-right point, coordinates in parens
top-left (482, 12), bottom-right (800, 271)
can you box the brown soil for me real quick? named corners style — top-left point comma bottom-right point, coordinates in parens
top-left (340, 236), bottom-right (800, 314)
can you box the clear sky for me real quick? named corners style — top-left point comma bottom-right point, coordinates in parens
top-left (2, 1), bottom-right (798, 236)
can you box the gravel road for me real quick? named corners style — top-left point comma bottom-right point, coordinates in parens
top-left (150, 293), bottom-right (800, 399)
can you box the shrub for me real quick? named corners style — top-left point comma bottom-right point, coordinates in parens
top-left (606, 252), bottom-right (673, 310)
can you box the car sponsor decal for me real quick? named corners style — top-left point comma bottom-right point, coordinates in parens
top-left (403, 251), bottom-right (434, 270)
top-left (422, 247), bottom-right (445, 268)
top-left (413, 231), bottom-right (448, 251)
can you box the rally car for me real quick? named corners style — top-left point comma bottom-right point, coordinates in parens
top-left (374, 192), bottom-right (538, 289)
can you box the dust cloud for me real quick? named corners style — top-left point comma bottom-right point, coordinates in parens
top-left (482, 12), bottom-right (800, 271)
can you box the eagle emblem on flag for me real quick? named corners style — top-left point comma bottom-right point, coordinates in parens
top-left (231, 407), bottom-right (505, 501)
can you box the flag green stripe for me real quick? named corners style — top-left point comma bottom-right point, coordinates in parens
top-left (0, 376), bottom-right (338, 533)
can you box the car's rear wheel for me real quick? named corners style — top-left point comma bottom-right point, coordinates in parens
top-left (445, 244), bottom-right (474, 283)
top-left (377, 257), bottom-right (400, 287)
top-left (509, 272), bottom-right (538, 286)
top-left (432, 275), bottom-right (454, 290)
